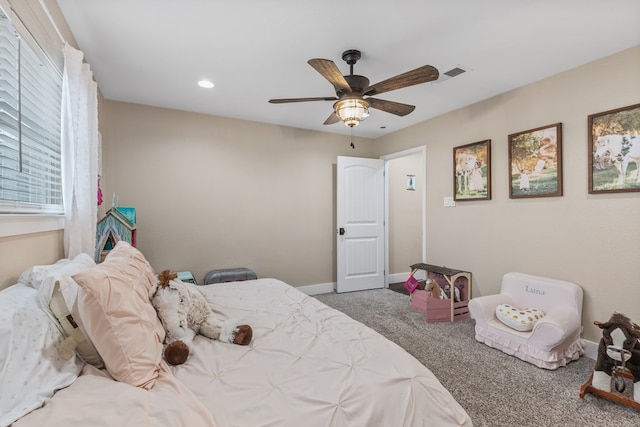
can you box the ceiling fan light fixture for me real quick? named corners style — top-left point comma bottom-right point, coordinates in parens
top-left (269, 49), bottom-right (439, 127)
top-left (334, 98), bottom-right (370, 127)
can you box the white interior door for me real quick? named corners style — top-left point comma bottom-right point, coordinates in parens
top-left (336, 156), bottom-right (385, 293)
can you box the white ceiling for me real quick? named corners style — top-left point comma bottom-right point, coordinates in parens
top-left (56, 0), bottom-right (640, 139)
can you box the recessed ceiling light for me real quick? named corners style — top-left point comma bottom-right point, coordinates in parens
top-left (198, 80), bottom-right (214, 89)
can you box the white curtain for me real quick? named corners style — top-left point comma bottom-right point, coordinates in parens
top-left (61, 43), bottom-right (99, 259)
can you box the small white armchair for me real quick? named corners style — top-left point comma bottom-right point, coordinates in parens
top-left (469, 272), bottom-right (584, 369)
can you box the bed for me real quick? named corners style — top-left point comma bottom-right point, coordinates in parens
top-left (3, 242), bottom-right (472, 427)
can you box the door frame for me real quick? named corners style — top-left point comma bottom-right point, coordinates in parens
top-left (381, 146), bottom-right (427, 287)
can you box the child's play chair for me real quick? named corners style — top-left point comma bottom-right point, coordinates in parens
top-left (468, 272), bottom-right (584, 369)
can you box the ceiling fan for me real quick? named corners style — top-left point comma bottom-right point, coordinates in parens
top-left (269, 49), bottom-right (439, 128)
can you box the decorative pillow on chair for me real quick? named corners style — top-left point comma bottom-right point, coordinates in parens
top-left (496, 304), bottom-right (545, 332)
top-left (71, 241), bottom-right (165, 389)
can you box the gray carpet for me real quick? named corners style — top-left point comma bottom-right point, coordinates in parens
top-left (314, 289), bottom-right (639, 427)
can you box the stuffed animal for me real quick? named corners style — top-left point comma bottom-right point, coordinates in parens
top-left (424, 278), bottom-right (461, 301)
top-left (444, 283), bottom-right (461, 302)
top-left (424, 278), bottom-right (446, 299)
top-left (151, 270), bottom-right (253, 365)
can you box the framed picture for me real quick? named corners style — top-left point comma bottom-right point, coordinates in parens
top-left (406, 175), bottom-right (416, 191)
top-left (508, 123), bottom-right (562, 198)
top-left (453, 139), bottom-right (491, 201)
top-left (588, 103), bottom-right (640, 194)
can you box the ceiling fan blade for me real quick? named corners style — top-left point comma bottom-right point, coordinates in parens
top-left (269, 97), bottom-right (337, 104)
top-left (367, 98), bottom-right (416, 116)
top-left (323, 112), bottom-right (341, 125)
top-left (308, 59), bottom-right (352, 94)
top-left (364, 65), bottom-right (439, 97)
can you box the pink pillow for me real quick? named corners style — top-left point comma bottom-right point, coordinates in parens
top-left (72, 241), bottom-right (165, 389)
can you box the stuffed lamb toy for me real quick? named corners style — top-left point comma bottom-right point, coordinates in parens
top-left (151, 270), bottom-right (252, 365)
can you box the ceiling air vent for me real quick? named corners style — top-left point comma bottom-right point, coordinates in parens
top-left (444, 67), bottom-right (466, 78)
top-left (436, 66), bottom-right (469, 84)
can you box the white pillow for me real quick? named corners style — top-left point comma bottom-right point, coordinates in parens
top-left (495, 303), bottom-right (545, 332)
top-left (72, 241), bottom-right (165, 389)
top-left (36, 253), bottom-right (104, 367)
top-left (18, 258), bottom-right (70, 289)
top-left (0, 284), bottom-right (82, 426)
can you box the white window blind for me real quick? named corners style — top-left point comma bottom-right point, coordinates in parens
top-left (0, 8), bottom-right (63, 214)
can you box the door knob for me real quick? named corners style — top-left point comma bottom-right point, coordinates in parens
top-left (338, 227), bottom-right (345, 235)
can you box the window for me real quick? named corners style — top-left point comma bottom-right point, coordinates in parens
top-left (0, 8), bottom-right (63, 215)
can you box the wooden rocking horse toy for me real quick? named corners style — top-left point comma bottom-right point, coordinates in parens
top-left (580, 312), bottom-right (640, 410)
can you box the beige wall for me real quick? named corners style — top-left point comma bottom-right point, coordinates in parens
top-left (0, 230), bottom-right (64, 289)
top-left (388, 153), bottom-right (423, 273)
top-left (0, 0), bottom-right (637, 342)
top-left (375, 46), bottom-right (640, 342)
top-left (99, 101), bottom-right (374, 286)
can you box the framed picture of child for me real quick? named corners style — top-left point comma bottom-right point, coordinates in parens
top-left (453, 139), bottom-right (491, 201)
top-left (508, 123), bottom-right (563, 198)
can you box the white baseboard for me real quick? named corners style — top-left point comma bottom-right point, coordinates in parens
top-left (389, 270), bottom-right (426, 285)
top-left (297, 282), bottom-right (335, 296)
top-left (300, 270), bottom-right (429, 295)
top-left (388, 272), bottom-right (406, 284)
top-left (301, 272), bottom-right (426, 294)
top-left (583, 339), bottom-right (598, 360)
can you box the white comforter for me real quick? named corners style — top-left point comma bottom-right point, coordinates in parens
top-left (12, 363), bottom-right (215, 426)
top-left (13, 278), bottom-right (471, 426)
top-left (174, 279), bottom-right (472, 426)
